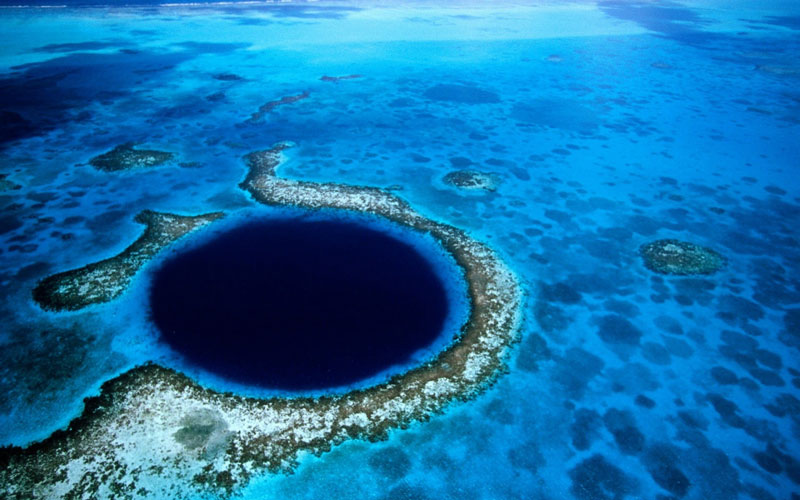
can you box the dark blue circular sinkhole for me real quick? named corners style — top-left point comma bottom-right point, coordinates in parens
top-left (149, 217), bottom-right (451, 391)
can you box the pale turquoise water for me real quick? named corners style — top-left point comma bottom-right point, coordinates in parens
top-left (1, 2), bottom-right (799, 499)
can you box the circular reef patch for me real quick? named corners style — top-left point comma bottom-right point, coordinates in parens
top-left (443, 170), bottom-right (498, 191)
top-left (640, 239), bottom-right (726, 275)
top-left (149, 217), bottom-right (451, 391)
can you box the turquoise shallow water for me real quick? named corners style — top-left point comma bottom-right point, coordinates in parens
top-left (1, 1), bottom-right (799, 499)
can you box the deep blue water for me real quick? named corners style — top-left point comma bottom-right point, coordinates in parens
top-left (150, 216), bottom-right (450, 390)
top-left (1, 1), bottom-right (800, 499)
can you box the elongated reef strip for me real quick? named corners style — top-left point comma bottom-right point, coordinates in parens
top-left (32, 210), bottom-right (225, 311)
top-left (247, 91), bottom-right (310, 123)
top-left (2, 144), bottom-right (523, 500)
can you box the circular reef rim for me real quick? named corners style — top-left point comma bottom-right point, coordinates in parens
top-left (7, 141), bottom-right (523, 500)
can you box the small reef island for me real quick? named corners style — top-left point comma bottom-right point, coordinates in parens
top-left (1, 143), bottom-right (523, 499)
top-left (443, 169), bottom-right (499, 192)
top-left (89, 143), bottom-right (175, 172)
top-left (639, 239), bottom-right (726, 275)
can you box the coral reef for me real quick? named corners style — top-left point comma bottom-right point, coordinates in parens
top-left (2, 143), bottom-right (522, 499)
top-left (89, 143), bottom-right (175, 172)
top-left (639, 239), bottom-right (726, 275)
top-left (320, 74), bottom-right (362, 82)
top-left (247, 92), bottom-right (310, 123)
top-left (443, 170), bottom-right (499, 191)
top-left (0, 173), bottom-right (21, 192)
top-left (32, 210), bottom-right (224, 311)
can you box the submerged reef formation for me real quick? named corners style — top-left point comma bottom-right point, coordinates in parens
top-left (443, 169), bottom-right (499, 192)
top-left (1, 144), bottom-right (522, 499)
top-left (89, 143), bottom-right (175, 172)
top-left (640, 239), bottom-right (726, 275)
top-left (247, 91), bottom-right (310, 123)
top-left (32, 210), bottom-right (224, 311)
top-left (0, 173), bottom-right (21, 192)
top-left (320, 74), bottom-right (362, 82)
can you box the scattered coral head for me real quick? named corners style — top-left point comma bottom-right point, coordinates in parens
top-left (640, 239), bottom-right (726, 275)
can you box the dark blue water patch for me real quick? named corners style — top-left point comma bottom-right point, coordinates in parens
top-left (569, 454), bottom-right (638, 500)
top-left (653, 314), bottom-right (683, 335)
top-left (0, 43), bottom-right (247, 147)
top-left (514, 332), bottom-right (551, 373)
top-left (31, 41), bottom-right (128, 53)
top-left (148, 217), bottom-right (451, 391)
top-left (381, 484), bottom-right (431, 500)
top-left (642, 443), bottom-right (691, 498)
top-left (539, 281), bottom-right (582, 305)
top-left (711, 366), bottom-right (739, 385)
top-left (635, 394), bottom-right (655, 409)
top-left (642, 342), bottom-right (671, 365)
top-left (368, 446), bottom-right (411, 481)
top-left (595, 314), bottom-right (642, 345)
top-left (603, 408), bottom-right (645, 455)
top-left (761, 15), bottom-right (800, 30)
top-left (570, 408), bottom-right (603, 451)
top-left (603, 298), bottom-right (640, 317)
top-left (423, 84), bottom-right (500, 104)
top-left (607, 363), bottom-right (660, 394)
top-left (598, 0), bottom-right (729, 47)
top-left (552, 348), bottom-right (604, 400)
top-left (533, 299), bottom-right (570, 333)
top-left (508, 439), bottom-right (545, 473)
top-left (781, 309), bottom-right (800, 350)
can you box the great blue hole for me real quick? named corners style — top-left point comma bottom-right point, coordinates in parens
top-left (149, 217), bottom-right (451, 391)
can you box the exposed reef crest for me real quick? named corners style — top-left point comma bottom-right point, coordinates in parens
top-left (3, 144), bottom-right (523, 499)
top-left (32, 210), bottom-right (224, 311)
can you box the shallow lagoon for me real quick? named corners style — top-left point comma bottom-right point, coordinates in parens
top-left (1, 1), bottom-right (799, 499)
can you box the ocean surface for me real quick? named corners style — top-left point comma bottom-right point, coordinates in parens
top-left (1, 0), bottom-right (799, 499)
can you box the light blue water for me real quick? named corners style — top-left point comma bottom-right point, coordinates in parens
top-left (1, 1), bottom-right (799, 499)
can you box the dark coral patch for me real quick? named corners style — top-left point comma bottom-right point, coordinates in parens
top-left (212, 73), bottom-right (244, 81)
top-left (596, 314), bottom-right (642, 345)
top-left (570, 454), bottom-right (637, 500)
top-left (508, 439), bottom-right (545, 473)
top-left (515, 333), bottom-right (551, 372)
top-left (640, 239), bottom-right (726, 275)
top-left (0, 173), bottom-right (22, 192)
top-left (368, 446), bottom-right (412, 481)
top-left (643, 443), bottom-right (691, 498)
top-left (710, 366), bottom-right (738, 385)
top-left (603, 408), bottom-right (645, 455)
top-left (423, 84), bottom-right (500, 104)
top-left (570, 408), bottom-right (603, 451)
top-left (89, 143), bottom-right (175, 172)
top-left (442, 170), bottom-right (498, 192)
top-left (320, 74), bottom-right (361, 82)
top-left (540, 281), bottom-right (582, 304)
